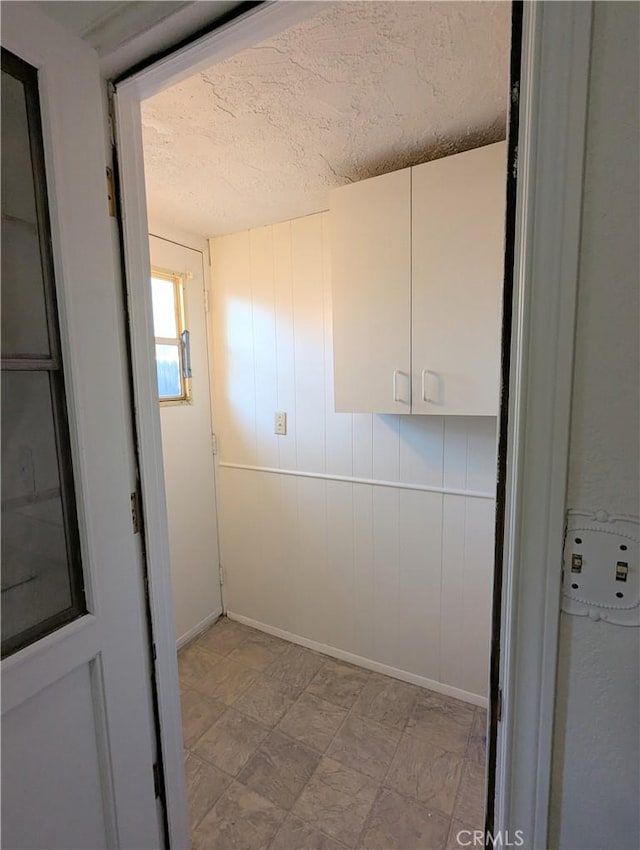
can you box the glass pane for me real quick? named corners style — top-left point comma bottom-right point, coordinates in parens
top-left (1, 372), bottom-right (84, 651)
top-left (151, 276), bottom-right (177, 338)
top-left (1, 69), bottom-right (50, 358)
top-left (1, 70), bottom-right (37, 224)
top-left (156, 343), bottom-right (181, 398)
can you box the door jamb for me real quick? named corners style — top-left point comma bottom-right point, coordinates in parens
top-left (113, 3), bottom-right (593, 848)
top-left (494, 3), bottom-right (592, 845)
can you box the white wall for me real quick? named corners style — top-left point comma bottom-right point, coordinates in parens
top-left (550, 3), bottom-right (640, 848)
top-left (210, 212), bottom-right (497, 703)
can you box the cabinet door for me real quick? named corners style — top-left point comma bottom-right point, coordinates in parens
top-left (330, 169), bottom-right (411, 413)
top-left (411, 142), bottom-right (507, 415)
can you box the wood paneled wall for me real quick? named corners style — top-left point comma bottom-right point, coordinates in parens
top-left (210, 212), bottom-right (497, 703)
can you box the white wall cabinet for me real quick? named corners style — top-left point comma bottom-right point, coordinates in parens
top-left (330, 168), bottom-right (412, 413)
top-left (331, 141), bottom-right (507, 415)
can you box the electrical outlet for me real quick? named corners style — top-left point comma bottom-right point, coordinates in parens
top-left (274, 411), bottom-right (287, 436)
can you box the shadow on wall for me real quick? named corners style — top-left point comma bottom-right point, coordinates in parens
top-left (342, 116), bottom-right (507, 186)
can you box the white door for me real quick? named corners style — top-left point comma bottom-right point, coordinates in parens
top-left (149, 234), bottom-right (222, 645)
top-left (411, 142), bottom-right (507, 416)
top-left (1, 6), bottom-right (164, 848)
top-left (330, 169), bottom-right (412, 413)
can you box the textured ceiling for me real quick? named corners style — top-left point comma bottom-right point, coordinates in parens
top-left (142, 1), bottom-right (511, 238)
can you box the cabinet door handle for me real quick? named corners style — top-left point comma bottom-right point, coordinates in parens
top-left (421, 369), bottom-right (436, 403)
top-left (393, 369), bottom-right (400, 402)
top-left (393, 369), bottom-right (410, 404)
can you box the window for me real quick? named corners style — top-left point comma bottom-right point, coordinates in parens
top-left (1, 49), bottom-right (86, 657)
top-left (151, 271), bottom-right (191, 402)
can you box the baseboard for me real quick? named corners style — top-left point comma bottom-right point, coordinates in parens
top-left (227, 611), bottom-right (488, 709)
top-left (176, 607), bottom-right (223, 651)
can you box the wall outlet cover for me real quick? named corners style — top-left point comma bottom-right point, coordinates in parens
top-left (562, 510), bottom-right (639, 626)
top-left (274, 411), bottom-right (287, 436)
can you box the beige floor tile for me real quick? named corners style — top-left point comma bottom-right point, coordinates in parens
top-left (193, 781), bottom-right (285, 850)
top-left (193, 708), bottom-right (269, 776)
top-left (234, 676), bottom-right (300, 727)
top-left (453, 761), bottom-right (485, 828)
top-left (184, 622), bottom-right (482, 850)
top-left (184, 751), bottom-right (232, 829)
top-left (351, 673), bottom-right (419, 731)
top-left (196, 618), bottom-right (252, 657)
top-left (238, 730), bottom-right (320, 810)
top-left (270, 814), bottom-right (347, 850)
top-left (195, 656), bottom-right (259, 705)
top-left (385, 732), bottom-right (463, 815)
top-left (277, 693), bottom-right (348, 753)
top-left (292, 757), bottom-right (379, 848)
top-left (413, 691), bottom-right (476, 723)
top-left (407, 692), bottom-right (474, 755)
top-left (181, 688), bottom-right (227, 749)
top-left (178, 645), bottom-right (224, 692)
top-left (305, 659), bottom-right (370, 709)
top-left (360, 788), bottom-right (450, 850)
top-left (267, 644), bottom-right (326, 690)
top-left (326, 714), bottom-right (401, 781)
top-left (229, 634), bottom-right (288, 672)
top-left (446, 819), bottom-right (482, 850)
top-left (241, 629), bottom-right (288, 653)
top-left (465, 709), bottom-right (487, 766)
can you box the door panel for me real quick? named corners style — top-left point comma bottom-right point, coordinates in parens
top-left (1, 6), bottom-right (162, 848)
top-left (2, 663), bottom-right (110, 849)
top-left (411, 142), bottom-right (507, 415)
top-left (150, 235), bottom-right (222, 644)
top-left (330, 169), bottom-right (412, 413)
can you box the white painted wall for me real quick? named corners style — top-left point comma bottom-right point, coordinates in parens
top-left (549, 4), bottom-right (640, 848)
top-left (210, 212), bottom-right (498, 703)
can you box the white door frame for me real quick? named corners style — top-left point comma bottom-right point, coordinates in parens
top-left (495, 2), bottom-right (592, 845)
top-left (114, 2), bottom-right (593, 848)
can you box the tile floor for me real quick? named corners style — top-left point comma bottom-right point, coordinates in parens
top-left (179, 617), bottom-right (486, 850)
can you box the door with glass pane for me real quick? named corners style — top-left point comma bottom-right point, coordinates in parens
top-left (1, 6), bottom-right (162, 849)
top-left (149, 235), bottom-right (222, 643)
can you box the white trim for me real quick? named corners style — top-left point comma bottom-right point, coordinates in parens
top-left (176, 608), bottom-right (223, 651)
top-left (116, 1), bottom-right (326, 101)
top-left (227, 611), bottom-right (488, 709)
top-left (495, 3), bottom-right (593, 847)
top-left (114, 92), bottom-right (190, 849)
top-left (1, 615), bottom-right (100, 713)
top-left (218, 462), bottom-right (495, 501)
top-left (100, 2), bottom-right (253, 79)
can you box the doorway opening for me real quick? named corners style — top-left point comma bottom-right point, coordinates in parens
top-left (135, 4), bottom-right (513, 847)
top-left (110, 0), bottom-right (588, 840)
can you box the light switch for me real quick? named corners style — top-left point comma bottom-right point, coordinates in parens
top-left (274, 411), bottom-right (287, 436)
top-left (561, 510), bottom-right (639, 626)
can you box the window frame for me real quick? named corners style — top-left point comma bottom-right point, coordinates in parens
top-left (1, 47), bottom-right (86, 658)
top-left (151, 268), bottom-right (191, 405)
